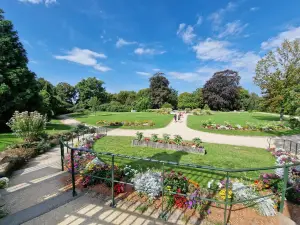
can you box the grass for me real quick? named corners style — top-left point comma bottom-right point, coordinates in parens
top-left (0, 119), bottom-right (72, 152)
top-left (93, 136), bottom-right (275, 186)
top-left (187, 112), bottom-right (300, 136)
top-left (69, 112), bottom-right (173, 129)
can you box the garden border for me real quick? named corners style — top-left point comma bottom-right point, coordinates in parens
top-left (131, 139), bottom-right (206, 155)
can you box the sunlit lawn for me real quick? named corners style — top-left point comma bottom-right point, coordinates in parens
top-left (93, 136), bottom-right (275, 186)
top-left (69, 112), bottom-right (173, 129)
top-left (187, 112), bottom-right (300, 136)
top-left (0, 119), bottom-right (72, 152)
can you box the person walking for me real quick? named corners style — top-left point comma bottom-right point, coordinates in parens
top-left (173, 113), bottom-right (177, 122)
top-left (178, 113), bottom-right (181, 121)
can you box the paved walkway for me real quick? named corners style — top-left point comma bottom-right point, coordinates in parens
top-left (60, 114), bottom-right (300, 149)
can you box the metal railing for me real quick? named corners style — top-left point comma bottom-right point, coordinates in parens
top-left (60, 134), bottom-right (300, 225)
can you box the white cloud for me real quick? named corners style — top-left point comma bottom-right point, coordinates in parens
top-left (208, 2), bottom-right (237, 29)
top-left (22, 39), bottom-right (33, 48)
top-left (54, 47), bottom-right (111, 72)
top-left (116, 38), bottom-right (137, 48)
top-left (19, 0), bottom-right (56, 6)
top-left (29, 60), bottom-right (38, 64)
top-left (136, 71), bottom-right (151, 76)
top-left (152, 68), bottom-right (160, 71)
top-left (177, 24), bottom-right (196, 44)
top-left (168, 72), bottom-right (202, 82)
top-left (196, 15), bottom-right (203, 26)
top-left (134, 47), bottom-right (166, 55)
top-left (217, 20), bottom-right (248, 38)
top-left (261, 26), bottom-right (300, 50)
top-left (193, 38), bottom-right (236, 61)
top-left (250, 7), bottom-right (259, 11)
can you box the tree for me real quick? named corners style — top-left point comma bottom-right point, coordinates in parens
top-left (203, 70), bottom-right (241, 111)
top-left (178, 92), bottom-right (198, 109)
top-left (192, 88), bottom-right (204, 108)
top-left (247, 93), bottom-right (262, 111)
top-left (149, 72), bottom-right (171, 108)
top-left (0, 9), bottom-right (40, 130)
top-left (254, 39), bottom-right (300, 119)
top-left (168, 88), bottom-right (178, 109)
top-left (238, 88), bottom-right (250, 110)
top-left (89, 96), bottom-right (99, 115)
top-left (75, 77), bottom-right (106, 108)
top-left (136, 88), bottom-right (150, 99)
top-left (55, 82), bottom-right (76, 105)
top-left (134, 97), bottom-right (151, 111)
top-left (116, 91), bottom-right (136, 106)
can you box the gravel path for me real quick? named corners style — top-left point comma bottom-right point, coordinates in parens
top-left (60, 114), bottom-right (300, 149)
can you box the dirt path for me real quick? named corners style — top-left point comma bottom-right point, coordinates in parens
top-left (59, 114), bottom-right (300, 149)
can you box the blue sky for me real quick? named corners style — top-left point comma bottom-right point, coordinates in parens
top-left (2, 0), bottom-right (300, 94)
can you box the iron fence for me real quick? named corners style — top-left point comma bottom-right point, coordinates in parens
top-left (60, 133), bottom-right (300, 225)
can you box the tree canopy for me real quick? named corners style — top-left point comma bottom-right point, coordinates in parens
top-left (254, 39), bottom-right (300, 118)
top-left (203, 70), bottom-right (241, 111)
top-left (149, 72), bottom-right (172, 108)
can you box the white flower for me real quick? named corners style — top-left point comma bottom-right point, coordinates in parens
top-left (207, 179), bottom-right (214, 189)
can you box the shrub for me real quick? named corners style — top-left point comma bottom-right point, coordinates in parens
top-left (150, 133), bottom-right (159, 142)
top-left (132, 170), bottom-right (162, 199)
top-left (289, 117), bottom-right (300, 129)
top-left (6, 111), bottom-right (47, 142)
top-left (173, 135), bottom-right (183, 145)
top-left (185, 108), bottom-right (191, 113)
top-left (192, 137), bottom-right (202, 147)
top-left (98, 101), bottom-right (130, 112)
top-left (163, 133), bottom-right (170, 143)
top-left (203, 104), bottom-right (210, 110)
top-left (295, 108), bottom-right (300, 116)
top-left (161, 103), bottom-right (173, 109)
top-left (157, 108), bottom-right (172, 114)
top-left (136, 132), bottom-right (144, 141)
top-left (164, 170), bottom-right (188, 194)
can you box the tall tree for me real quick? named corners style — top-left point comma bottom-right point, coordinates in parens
top-left (75, 77), bottom-right (106, 108)
top-left (136, 88), bottom-right (150, 99)
top-left (238, 88), bottom-right (250, 110)
top-left (192, 88), bottom-right (204, 108)
top-left (55, 82), bottom-right (76, 104)
top-left (149, 72), bottom-right (171, 108)
top-left (203, 70), bottom-right (241, 111)
top-left (89, 96), bottom-right (100, 115)
top-left (0, 9), bottom-right (40, 130)
top-left (178, 92), bottom-right (198, 109)
top-left (255, 39), bottom-right (300, 119)
top-left (116, 91), bottom-right (136, 106)
top-left (168, 88), bottom-right (178, 109)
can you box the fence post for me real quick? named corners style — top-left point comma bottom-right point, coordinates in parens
top-left (60, 140), bottom-right (64, 171)
top-left (67, 140), bottom-right (69, 153)
top-left (71, 133), bottom-right (74, 147)
top-left (279, 165), bottom-right (289, 213)
top-left (223, 172), bottom-right (230, 225)
top-left (71, 149), bottom-right (77, 197)
top-left (110, 155), bottom-right (116, 207)
top-left (160, 162), bottom-right (166, 220)
top-left (283, 140), bottom-right (286, 150)
top-left (296, 143), bottom-right (298, 156)
top-left (290, 141), bottom-right (292, 152)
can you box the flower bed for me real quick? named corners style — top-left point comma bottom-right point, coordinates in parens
top-left (132, 133), bottom-right (206, 155)
top-left (201, 120), bottom-right (290, 132)
top-left (96, 120), bottom-right (155, 127)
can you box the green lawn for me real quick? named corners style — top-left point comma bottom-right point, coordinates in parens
top-left (0, 119), bottom-right (72, 152)
top-left (69, 112), bottom-right (173, 129)
top-left (187, 112), bottom-right (300, 136)
top-left (93, 136), bottom-right (275, 186)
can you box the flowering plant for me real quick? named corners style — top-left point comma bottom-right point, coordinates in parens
top-left (164, 170), bottom-right (188, 194)
top-left (114, 183), bottom-right (125, 195)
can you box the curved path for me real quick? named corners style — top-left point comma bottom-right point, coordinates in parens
top-left (59, 114), bottom-right (300, 149)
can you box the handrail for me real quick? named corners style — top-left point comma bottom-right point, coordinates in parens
top-left (59, 131), bottom-right (299, 225)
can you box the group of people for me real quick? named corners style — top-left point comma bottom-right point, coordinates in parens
top-left (173, 112), bottom-right (184, 122)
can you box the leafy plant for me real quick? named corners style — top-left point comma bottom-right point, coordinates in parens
top-left (150, 133), bottom-right (159, 142)
top-left (164, 170), bottom-right (188, 194)
top-left (6, 111), bottom-right (47, 142)
top-left (173, 135), bottom-right (183, 145)
top-left (136, 132), bottom-right (144, 141)
top-left (163, 133), bottom-right (170, 143)
top-left (136, 204), bottom-right (148, 213)
top-left (132, 170), bottom-right (162, 199)
top-left (192, 137), bottom-right (202, 147)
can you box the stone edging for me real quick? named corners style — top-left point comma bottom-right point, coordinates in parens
top-left (131, 139), bottom-right (206, 155)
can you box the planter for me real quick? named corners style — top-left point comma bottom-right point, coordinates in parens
top-left (132, 140), bottom-right (206, 155)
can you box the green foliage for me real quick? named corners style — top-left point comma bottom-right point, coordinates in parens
top-left (55, 82), bottom-right (76, 104)
top-left (149, 72), bottom-right (172, 108)
top-left (136, 132), bottom-right (144, 141)
top-left (134, 97), bottom-right (151, 112)
top-left (89, 96), bottom-right (100, 114)
top-left (289, 117), bottom-right (300, 129)
top-left (203, 70), bottom-right (240, 111)
top-left (150, 133), bottom-right (159, 142)
top-left (192, 138), bottom-right (203, 147)
top-left (6, 111), bottom-right (47, 142)
top-left (98, 101), bottom-right (130, 112)
top-left (0, 10), bottom-right (40, 130)
top-left (193, 88), bottom-right (204, 108)
top-left (178, 92), bottom-right (198, 109)
top-left (295, 108), bottom-right (300, 116)
top-left (203, 104), bottom-right (210, 110)
top-left (75, 77), bottom-right (106, 108)
top-left (173, 135), bottom-right (183, 145)
top-left (163, 133), bottom-right (171, 143)
top-left (115, 91), bottom-right (136, 106)
top-left (161, 103), bottom-right (173, 109)
top-left (168, 88), bottom-right (178, 109)
top-left (254, 39), bottom-right (300, 117)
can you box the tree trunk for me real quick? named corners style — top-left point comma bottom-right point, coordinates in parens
top-left (280, 107), bottom-right (284, 121)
